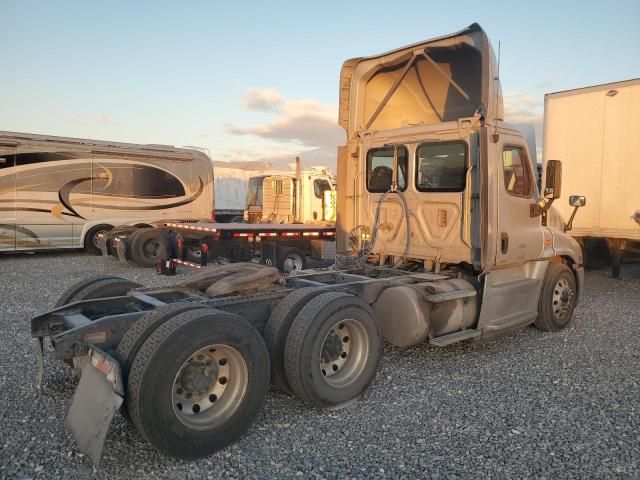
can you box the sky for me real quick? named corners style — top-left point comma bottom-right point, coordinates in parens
top-left (2, 0), bottom-right (639, 169)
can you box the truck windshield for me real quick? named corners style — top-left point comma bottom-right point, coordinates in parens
top-left (313, 179), bottom-right (332, 199)
top-left (247, 176), bottom-right (265, 207)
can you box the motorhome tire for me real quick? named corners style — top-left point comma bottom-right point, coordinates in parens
top-left (535, 263), bottom-right (577, 332)
top-left (129, 228), bottom-right (171, 268)
top-left (84, 224), bottom-right (114, 255)
top-left (263, 287), bottom-right (325, 393)
top-left (278, 247), bottom-right (306, 274)
top-left (127, 308), bottom-right (269, 458)
top-left (284, 291), bottom-right (382, 409)
top-left (54, 275), bottom-right (132, 307)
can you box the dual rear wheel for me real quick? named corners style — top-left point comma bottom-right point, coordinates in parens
top-left (265, 290), bottom-right (383, 409)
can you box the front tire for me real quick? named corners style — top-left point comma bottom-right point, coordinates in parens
top-left (127, 308), bottom-right (270, 458)
top-left (535, 263), bottom-right (577, 332)
top-left (284, 292), bottom-right (382, 409)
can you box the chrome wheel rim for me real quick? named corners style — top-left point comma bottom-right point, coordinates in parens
top-left (319, 319), bottom-right (369, 388)
top-left (92, 230), bottom-right (108, 248)
top-left (172, 344), bottom-right (248, 430)
top-left (552, 277), bottom-right (574, 321)
top-left (283, 254), bottom-right (304, 274)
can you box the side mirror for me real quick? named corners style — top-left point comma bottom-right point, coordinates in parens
top-left (565, 195), bottom-right (586, 231)
top-left (569, 195), bottom-right (586, 207)
top-left (544, 160), bottom-right (562, 199)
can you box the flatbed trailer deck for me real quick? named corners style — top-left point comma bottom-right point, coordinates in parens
top-left (102, 221), bottom-right (336, 273)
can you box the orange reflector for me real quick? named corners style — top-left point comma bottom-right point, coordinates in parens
top-left (232, 232), bottom-right (252, 238)
top-left (322, 231), bottom-right (336, 236)
top-left (281, 232), bottom-right (300, 237)
top-left (258, 232), bottom-right (277, 237)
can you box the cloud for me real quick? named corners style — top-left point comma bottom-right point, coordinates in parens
top-left (503, 91), bottom-right (544, 162)
top-left (503, 91), bottom-right (543, 123)
top-left (243, 88), bottom-right (285, 112)
top-left (70, 115), bottom-right (118, 126)
top-left (225, 89), bottom-right (344, 166)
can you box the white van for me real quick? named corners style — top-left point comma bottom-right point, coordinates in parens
top-left (0, 132), bottom-right (214, 253)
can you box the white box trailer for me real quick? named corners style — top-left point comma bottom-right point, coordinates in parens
top-left (543, 78), bottom-right (640, 277)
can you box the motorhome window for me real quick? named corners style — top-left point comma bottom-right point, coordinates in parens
top-left (313, 179), bottom-right (331, 199)
top-left (366, 146), bottom-right (407, 193)
top-left (0, 155), bottom-right (14, 168)
top-left (92, 164), bottom-right (185, 198)
top-left (502, 146), bottom-right (532, 197)
top-left (415, 142), bottom-right (467, 192)
top-left (15, 152), bottom-right (79, 164)
top-left (273, 179), bottom-right (284, 195)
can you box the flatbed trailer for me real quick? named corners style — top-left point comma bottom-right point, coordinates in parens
top-left (101, 221), bottom-right (336, 274)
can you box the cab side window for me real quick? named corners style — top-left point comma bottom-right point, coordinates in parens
top-left (502, 146), bottom-right (532, 197)
top-left (366, 146), bottom-right (407, 193)
top-left (313, 178), bottom-right (331, 199)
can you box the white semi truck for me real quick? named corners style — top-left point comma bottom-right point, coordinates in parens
top-left (544, 79), bottom-right (640, 277)
top-left (32, 23), bottom-right (585, 466)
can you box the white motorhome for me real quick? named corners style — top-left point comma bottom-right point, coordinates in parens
top-left (544, 79), bottom-right (640, 277)
top-left (0, 132), bottom-right (213, 253)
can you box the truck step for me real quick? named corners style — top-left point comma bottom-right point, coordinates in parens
top-left (429, 329), bottom-right (481, 347)
top-left (424, 289), bottom-right (477, 304)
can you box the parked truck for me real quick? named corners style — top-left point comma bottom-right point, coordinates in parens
top-left (101, 158), bottom-right (336, 273)
top-left (31, 23), bottom-right (586, 466)
top-left (543, 79), bottom-right (640, 277)
top-left (245, 165), bottom-right (335, 224)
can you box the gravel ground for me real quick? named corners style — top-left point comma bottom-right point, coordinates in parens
top-left (1, 251), bottom-right (639, 479)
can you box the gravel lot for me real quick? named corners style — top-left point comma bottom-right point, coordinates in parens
top-left (1, 251), bottom-right (639, 479)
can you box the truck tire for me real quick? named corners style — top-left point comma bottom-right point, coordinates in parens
top-left (83, 224), bottom-right (114, 255)
top-left (278, 246), bottom-right (306, 274)
top-left (284, 291), bottom-right (382, 409)
top-left (54, 275), bottom-right (137, 307)
top-left (116, 303), bottom-right (208, 385)
top-left (535, 263), bottom-right (577, 332)
top-left (127, 308), bottom-right (270, 458)
top-left (128, 228), bottom-right (171, 268)
top-left (263, 287), bottom-right (325, 394)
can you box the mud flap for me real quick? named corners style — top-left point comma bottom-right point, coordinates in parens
top-left (34, 337), bottom-right (44, 390)
top-left (115, 238), bottom-right (128, 264)
top-left (98, 235), bottom-right (109, 257)
top-left (67, 350), bottom-right (124, 467)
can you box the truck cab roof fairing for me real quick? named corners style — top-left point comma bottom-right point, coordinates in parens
top-left (339, 23), bottom-right (503, 137)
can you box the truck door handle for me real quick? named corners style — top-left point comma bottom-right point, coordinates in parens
top-left (501, 233), bottom-right (509, 254)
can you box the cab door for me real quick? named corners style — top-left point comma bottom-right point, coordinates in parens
top-left (496, 132), bottom-right (544, 265)
top-left (0, 144), bottom-right (16, 250)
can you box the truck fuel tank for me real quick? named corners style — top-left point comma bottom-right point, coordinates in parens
top-left (373, 278), bottom-right (479, 347)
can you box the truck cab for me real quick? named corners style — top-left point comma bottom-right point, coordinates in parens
top-left (337, 23), bottom-right (584, 333)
